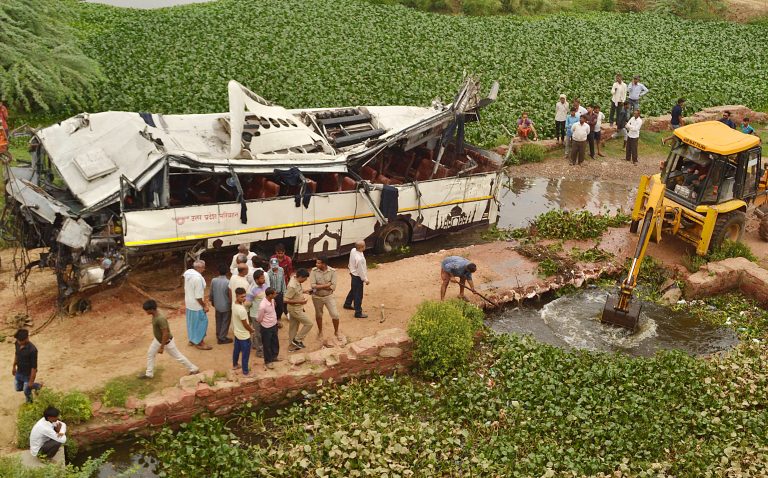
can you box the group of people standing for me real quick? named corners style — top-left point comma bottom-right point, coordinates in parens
top-left (142, 241), bottom-right (371, 377)
top-left (552, 74), bottom-right (648, 165)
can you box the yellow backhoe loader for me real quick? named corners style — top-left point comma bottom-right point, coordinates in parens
top-left (602, 121), bottom-right (764, 330)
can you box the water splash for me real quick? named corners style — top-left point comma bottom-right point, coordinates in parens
top-left (490, 289), bottom-right (737, 357)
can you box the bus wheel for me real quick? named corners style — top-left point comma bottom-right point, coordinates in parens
top-left (709, 211), bottom-right (746, 253)
top-left (375, 221), bottom-right (410, 254)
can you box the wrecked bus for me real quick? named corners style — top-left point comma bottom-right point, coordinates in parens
top-left (3, 76), bottom-right (503, 304)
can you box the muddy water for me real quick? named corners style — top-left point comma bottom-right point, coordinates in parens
top-left (489, 289), bottom-right (738, 357)
top-left (496, 177), bottom-right (637, 229)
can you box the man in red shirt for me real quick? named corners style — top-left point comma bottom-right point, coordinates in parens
top-left (271, 243), bottom-right (293, 286)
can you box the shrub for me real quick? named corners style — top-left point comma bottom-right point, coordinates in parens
top-left (708, 239), bottom-right (757, 263)
top-left (407, 299), bottom-right (482, 378)
top-left (532, 209), bottom-right (630, 240)
top-left (683, 240), bottom-right (756, 272)
top-left (16, 388), bottom-right (92, 449)
top-left (101, 380), bottom-right (129, 407)
top-left (516, 143), bottom-right (545, 163)
top-left (461, 0), bottom-right (502, 15)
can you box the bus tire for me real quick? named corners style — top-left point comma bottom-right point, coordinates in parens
top-left (709, 211), bottom-right (746, 253)
top-left (374, 221), bottom-right (410, 254)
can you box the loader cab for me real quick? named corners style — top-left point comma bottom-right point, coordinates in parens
top-left (661, 121), bottom-right (762, 208)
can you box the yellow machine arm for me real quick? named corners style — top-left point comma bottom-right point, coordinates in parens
top-left (601, 175), bottom-right (666, 330)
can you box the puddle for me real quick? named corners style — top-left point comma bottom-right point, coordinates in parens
top-left (497, 177), bottom-right (637, 229)
top-left (488, 289), bottom-right (738, 357)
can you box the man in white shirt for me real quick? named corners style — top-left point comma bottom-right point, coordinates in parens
top-left (343, 241), bottom-right (369, 319)
top-left (627, 76), bottom-right (649, 113)
top-left (183, 260), bottom-right (212, 350)
top-left (29, 406), bottom-right (66, 459)
top-left (569, 116), bottom-right (590, 166)
top-left (572, 98), bottom-right (588, 118)
top-left (625, 110), bottom-right (643, 164)
top-left (554, 94), bottom-right (569, 144)
top-left (593, 105), bottom-right (606, 158)
top-left (610, 74), bottom-right (627, 126)
top-left (247, 255), bottom-right (270, 288)
top-left (229, 243), bottom-right (256, 276)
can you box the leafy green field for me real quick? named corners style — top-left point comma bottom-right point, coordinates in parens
top-left (74, 0), bottom-right (768, 145)
top-left (146, 334), bottom-right (768, 477)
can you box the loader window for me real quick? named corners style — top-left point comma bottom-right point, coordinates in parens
top-left (742, 149), bottom-right (761, 199)
top-left (701, 160), bottom-right (736, 204)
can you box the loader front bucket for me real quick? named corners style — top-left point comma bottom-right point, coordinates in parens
top-left (600, 294), bottom-right (641, 331)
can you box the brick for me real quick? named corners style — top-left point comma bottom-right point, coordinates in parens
top-left (195, 382), bottom-right (213, 398)
top-left (125, 397), bottom-right (143, 410)
top-left (372, 328), bottom-right (411, 347)
top-left (212, 381), bottom-right (239, 398)
top-left (147, 414), bottom-right (166, 426)
top-left (213, 404), bottom-right (234, 416)
top-left (274, 375), bottom-right (297, 389)
top-left (176, 389), bottom-right (196, 409)
top-left (167, 410), bottom-right (198, 424)
top-left (325, 354), bottom-right (340, 367)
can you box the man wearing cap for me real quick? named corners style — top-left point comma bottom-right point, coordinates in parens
top-left (267, 258), bottom-right (286, 320)
top-left (627, 76), bottom-right (649, 113)
top-left (440, 256), bottom-right (477, 301)
top-left (610, 74), bottom-right (627, 126)
top-left (554, 94), bottom-right (569, 144)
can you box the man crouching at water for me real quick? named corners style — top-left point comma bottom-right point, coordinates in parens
top-left (440, 256), bottom-right (477, 301)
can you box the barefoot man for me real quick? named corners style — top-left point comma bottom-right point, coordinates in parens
top-left (440, 256), bottom-right (477, 301)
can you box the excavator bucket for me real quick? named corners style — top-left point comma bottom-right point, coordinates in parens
top-left (601, 294), bottom-right (641, 331)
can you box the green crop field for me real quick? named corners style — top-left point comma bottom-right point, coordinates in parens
top-left (75, 0), bottom-right (768, 145)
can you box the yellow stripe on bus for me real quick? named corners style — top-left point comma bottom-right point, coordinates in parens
top-left (124, 195), bottom-right (494, 247)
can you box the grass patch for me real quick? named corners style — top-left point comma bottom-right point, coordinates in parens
top-left (97, 370), bottom-right (163, 407)
top-left (0, 453), bottom-right (110, 477)
top-left (570, 246), bottom-right (614, 262)
top-left (505, 143), bottom-right (546, 166)
top-left (619, 255), bottom-right (670, 301)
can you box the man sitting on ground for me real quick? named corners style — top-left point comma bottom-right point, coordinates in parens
top-left (440, 256), bottom-right (477, 301)
top-left (516, 112), bottom-right (539, 141)
top-left (29, 407), bottom-right (67, 460)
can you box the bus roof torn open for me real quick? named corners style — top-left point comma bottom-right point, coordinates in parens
top-left (3, 75), bottom-right (502, 306)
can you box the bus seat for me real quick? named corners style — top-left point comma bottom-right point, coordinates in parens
top-left (259, 180), bottom-right (280, 198)
top-left (340, 176), bottom-right (357, 191)
top-left (360, 166), bottom-right (377, 181)
top-left (317, 174), bottom-right (341, 193)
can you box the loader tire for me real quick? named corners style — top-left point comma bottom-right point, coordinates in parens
top-left (709, 211), bottom-right (746, 253)
top-left (760, 214), bottom-right (768, 242)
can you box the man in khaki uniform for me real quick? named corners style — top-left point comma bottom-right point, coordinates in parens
top-left (284, 268), bottom-right (313, 351)
top-left (310, 256), bottom-right (340, 339)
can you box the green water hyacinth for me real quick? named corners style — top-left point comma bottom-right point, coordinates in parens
top-left (75, 0), bottom-right (768, 145)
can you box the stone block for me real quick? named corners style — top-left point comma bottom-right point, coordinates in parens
top-left (144, 396), bottom-right (169, 419)
top-left (179, 373), bottom-right (205, 390)
top-left (349, 341), bottom-right (379, 358)
top-left (167, 409), bottom-right (199, 424)
top-left (175, 389), bottom-right (196, 409)
top-left (91, 400), bottom-right (102, 414)
top-left (325, 354), bottom-right (340, 367)
top-left (213, 404), bottom-right (234, 416)
top-left (379, 347), bottom-right (403, 358)
top-left (288, 354), bottom-right (307, 366)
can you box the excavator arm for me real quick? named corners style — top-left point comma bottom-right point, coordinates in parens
top-left (601, 175), bottom-right (666, 330)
